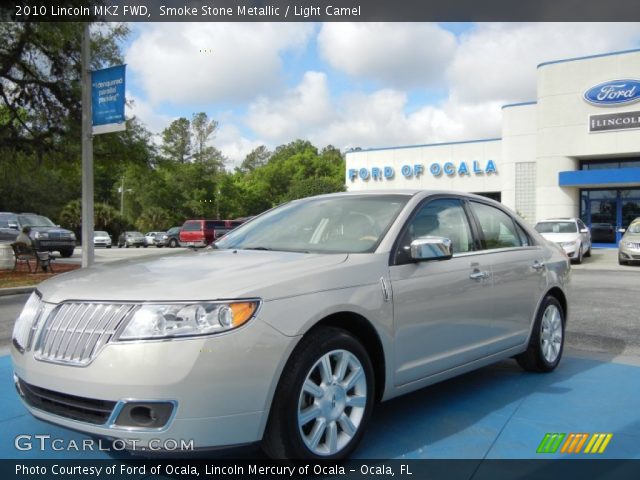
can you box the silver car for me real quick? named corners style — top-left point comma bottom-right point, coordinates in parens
top-left (534, 218), bottom-right (591, 264)
top-left (619, 218), bottom-right (640, 265)
top-left (12, 191), bottom-right (570, 459)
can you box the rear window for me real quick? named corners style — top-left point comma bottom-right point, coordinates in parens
top-left (183, 221), bottom-right (202, 231)
top-left (535, 222), bottom-right (577, 234)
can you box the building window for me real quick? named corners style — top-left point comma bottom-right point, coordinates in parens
top-left (580, 158), bottom-right (640, 170)
top-left (515, 162), bottom-right (536, 223)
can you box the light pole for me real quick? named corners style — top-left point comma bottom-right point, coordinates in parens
top-left (119, 176), bottom-right (133, 217)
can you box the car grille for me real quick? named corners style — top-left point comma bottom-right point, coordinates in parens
top-left (45, 232), bottom-right (73, 240)
top-left (16, 377), bottom-right (116, 424)
top-left (625, 242), bottom-right (640, 250)
top-left (34, 303), bottom-right (136, 366)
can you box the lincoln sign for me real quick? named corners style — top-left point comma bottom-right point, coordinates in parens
top-left (589, 110), bottom-right (640, 133)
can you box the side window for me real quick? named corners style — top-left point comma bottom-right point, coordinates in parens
top-left (395, 198), bottom-right (474, 264)
top-left (577, 219), bottom-right (587, 231)
top-left (470, 202), bottom-right (522, 250)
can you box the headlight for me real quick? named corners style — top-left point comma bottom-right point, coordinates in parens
top-left (34, 232), bottom-right (48, 239)
top-left (70, 232), bottom-right (76, 240)
top-left (12, 292), bottom-right (43, 351)
top-left (115, 301), bottom-right (260, 341)
top-left (624, 241), bottom-right (637, 248)
top-left (559, 241), bottom-right (576, 247)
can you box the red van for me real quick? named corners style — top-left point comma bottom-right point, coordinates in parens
top-left (179, 219), bottom-right (244, 247)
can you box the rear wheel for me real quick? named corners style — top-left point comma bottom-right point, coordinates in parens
top-left (262, 327), bottom-right (374, 460)
top-left (517, 296), bottom-right (565, 372)
top-left (169, 239), bottom-right (178, 248)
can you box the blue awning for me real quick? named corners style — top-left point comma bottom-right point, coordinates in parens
top-left (559, 168), bottom-right (640, 187)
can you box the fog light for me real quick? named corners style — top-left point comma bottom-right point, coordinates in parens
top-left (113, 401), bottom-right (175, 429)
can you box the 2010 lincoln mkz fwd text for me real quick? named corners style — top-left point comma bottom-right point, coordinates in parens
top-left (12, 191), bottom-right (570, 459)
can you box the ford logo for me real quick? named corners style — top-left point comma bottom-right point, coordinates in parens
top-left (584, 79), bottom-right (640, 106)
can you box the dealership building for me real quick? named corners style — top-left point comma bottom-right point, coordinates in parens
top-left (345, 48), bottom-right (640, 246)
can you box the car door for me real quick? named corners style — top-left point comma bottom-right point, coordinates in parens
top-left (466, 201), bottom-right (546, 351)
top-left (389, 197), bottom-right (496, 386)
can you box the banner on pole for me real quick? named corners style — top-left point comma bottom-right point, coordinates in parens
top-left (91, 65), bottom-right (126, 134)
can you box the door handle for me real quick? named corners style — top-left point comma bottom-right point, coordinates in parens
top-left (469, 270), bottom-right (489, 280)
top-left (532, 260), bottom-right (546, 271)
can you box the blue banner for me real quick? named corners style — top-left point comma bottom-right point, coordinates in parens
top-left (91, 65), bottom-right (126, 134)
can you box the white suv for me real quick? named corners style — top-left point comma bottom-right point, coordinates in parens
top-left (535, 218), bottom-right (592, 264)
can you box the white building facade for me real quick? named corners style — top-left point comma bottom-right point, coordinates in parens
top-left (345, 49), bottom-right (640, 246)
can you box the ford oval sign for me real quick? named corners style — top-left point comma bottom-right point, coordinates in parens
top-left (584, 79), bottom-right (640, 106)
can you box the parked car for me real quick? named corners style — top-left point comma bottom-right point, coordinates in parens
top-left (144, 231), bottom-right (165, 248)
top-left (179, 219), bottom-right (244, 247)
top-left (619, 217), bottom-right (640, 265)
top-left (93, 231), bottom-right (112, 248)
top-left (0, 212), bottom-right (76, 257)
top-left (117, 231), bottom-right (146, 248)
top-left (159, 226), bottom-right (182, 248)
top-left (11, 191), bottom-right (570, 459)
top-left (534, 217), bottom-right (591, 264)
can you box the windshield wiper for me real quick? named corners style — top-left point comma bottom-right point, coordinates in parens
top-left (242, 246), bottom-right (273, 251)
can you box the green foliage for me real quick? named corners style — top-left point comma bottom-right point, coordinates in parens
top-left (0, 26), bottom-right (347, 232)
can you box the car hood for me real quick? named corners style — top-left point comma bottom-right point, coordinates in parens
top-left (622, 232), bottom-right (640, 242)
top-left (538, 232), bottom-right (579, 243)
top-left (37, 249), bottom-right (372, 304)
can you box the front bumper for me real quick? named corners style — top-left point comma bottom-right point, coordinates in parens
top-left (12, 316), bottom-right (297, 449)
top-left (619, 246), bottom-right (640, 262)
top-left (34, 240), bottom-right (75, 251)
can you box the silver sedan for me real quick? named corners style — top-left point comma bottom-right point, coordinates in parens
top-left (11, 191), bottom-right (570, 459)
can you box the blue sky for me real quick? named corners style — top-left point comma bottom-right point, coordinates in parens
top-left (120, 23), bottom-right (640, 166)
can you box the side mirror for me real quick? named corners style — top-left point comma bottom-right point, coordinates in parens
top-left (580, 228), bottom-right (589, 233)
top-left (618, 228), bottom-right (626, 233)
top-left (410, 236), bottom-right (453, 262)
top-left (8, 222), bottom-right (18, 230)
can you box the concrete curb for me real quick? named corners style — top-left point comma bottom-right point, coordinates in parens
top-left (0, 286), bottom-right (35, 297)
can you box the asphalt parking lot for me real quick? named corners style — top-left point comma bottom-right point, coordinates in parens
top-left (0, 248), bottom-right (638, 461)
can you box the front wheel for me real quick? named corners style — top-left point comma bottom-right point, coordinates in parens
top-left (517, 296), bottom-right (565, 372)
top-left (169, 239), bottom-right (178, 248)
top-left (59, 248), bottom-right (74, 258)
top-left (262, 327), bottom-right (374, 460)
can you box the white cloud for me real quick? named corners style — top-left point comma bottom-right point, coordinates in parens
top-left (448, 23), bottom-right (640, 104)
top-left (246, 71), bottom-right (333, 140)
top-left (126, 23), bottom-right (314, 105)
top-left (125, 92), bottom-right (172, 140)
top-left (317, 23), bottom-right (456, 88)
top-left (215, 123), bottom-right (265, 168)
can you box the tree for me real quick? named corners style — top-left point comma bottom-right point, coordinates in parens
top-left (161, 117), bottom-right (191, 163)
top-left (0, 20), bottom-right (128, 154)
top-left (238, 145), bottom-right (270, 173)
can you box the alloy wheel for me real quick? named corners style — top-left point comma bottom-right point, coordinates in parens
top-left (540, 304), bottom-right (563, 363)
top-left (297, 349), bottom-right (367, 456)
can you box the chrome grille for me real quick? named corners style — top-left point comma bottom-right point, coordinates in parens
top-left (34, 303), bottom-right (136, 366)
top-left (626, 242), bottom-right (640, 250)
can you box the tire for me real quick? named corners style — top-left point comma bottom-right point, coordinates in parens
top-left (584, 245), bottom-right (591, 257)
top-left (619, 257), bottom-right (627, 266)
top-left (125, 244), bottom-right (130, 248)
top-left (169, 239), bottom-right (178, 248)
top-left (516, 296), bottom-right (565, 373)
top-left (59, 248), bottom-right (74, 258)
top-left (573, 246), bottom-right (583, 264)
top-left (262, 327), bottom-right (375, 460)
top-left (156, 245), bottom-right (163, 248)
top-left (143, 245), bottom-right (147, 248)
top-left (107, 245), bottom-right (112, 249)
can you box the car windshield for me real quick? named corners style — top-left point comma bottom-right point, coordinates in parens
top-left (215, 194), bottom-right (410, 254)
top-left (535, 222), bottom-right (577, 234)
top-left (628, 223), bottom-right (640, 234)
top-left (18, 214), bottom-right (56, 228)
top-left (94, 231), bottom-right (109, 236)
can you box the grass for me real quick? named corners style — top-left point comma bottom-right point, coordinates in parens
top-left (0, 262), bottom-right (81, 288)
